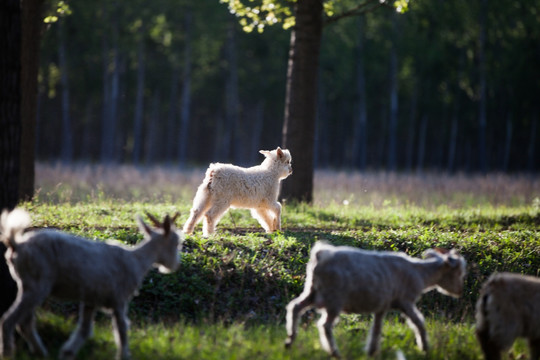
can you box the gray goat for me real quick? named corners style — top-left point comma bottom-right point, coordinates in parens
top-left (0, 208), bottom-right (183, 360)
top-left (476, 272), bottom-right (540, 360)
top-left (285, 241), bottom-right (466, 358)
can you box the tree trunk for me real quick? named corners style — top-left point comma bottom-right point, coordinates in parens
top-left (132, 32), bottom-right (146, 164)
top-left (225, 21), bottom-right (241, 164)
top-left (178, 10), bottom-right (193, 166)
top-left (405, 85), bottom-right (417, 172)
top-left (387, 12), bottom-right (399, 171)
top-left (351, 16), bottom-right (367, 170)
top-left (528, 113), bottom-right (537, 172)
top-left (281, 0), bottom-right (323, 203)
top-left (502, 113), bottom-right (512, 171)
top-left (58, 17), bottom-right (73, 163)
top-left (101, 14), bottom-right (119, 163)
top-left (477, 0), bottom-right (487, 173)
top-left (19, 0), bottom-right (43, 201)
top-left (416, 115), bottom-right (428, 175)
top-left (146, 91), bottom-right (160, 163)
top-left (0, 0), bottom-right (21, 210)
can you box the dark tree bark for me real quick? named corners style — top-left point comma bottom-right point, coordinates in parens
top-left (351, 16), bottom-right (367, 170)
top-left (58, 17), bottom-right (73, 163)
top-left (387, 12), bottom-right (399, 171)
top-left (0, 0), bottom-right (21, 210)
top-left (178, 10), bottom-right (193, 166)
top-left (281, 0), bottom-right (323, 203)
top-left (19, 0), bottom-right (44, 200)
top-left (477, 0), bottom-right (488, 173)
top-left (132, 31), bottom-right (146, 164)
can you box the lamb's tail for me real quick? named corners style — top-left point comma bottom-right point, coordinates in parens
top-left (0, 208), bottom-right (31, 249)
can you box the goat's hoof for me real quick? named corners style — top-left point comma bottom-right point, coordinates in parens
top-left (284, 338), bottom-right (293, 349)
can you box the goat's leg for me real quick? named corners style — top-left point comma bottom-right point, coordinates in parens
top-left (16, 312), bottom-right (47, 357)
top-left (183, 187), bottom-right (212, 234)
top-left (528, 337), bottom-right (540, 360)
top-left (401, 304), bottom-right (428, 351)
top-left (250, 209), bottom-right (273, 233)
top-left (366, 311), bottom-right (385, 356)
top-left (268, 202), bottom-right (282, 231)
top-left (317, 309), bottom-right (340, 358)
top-left (284, 291), bottom-right (315, 348)
top-left (112, 304), bottom-right (131, 360)
top-left (475, 324), bottom-right (502, 360)
top-left (202, 201), bottom-right (229, 236)
top-left (1, 290), bottom-right (47, 357)
top-left (59, 303), bottom-right (96, 360)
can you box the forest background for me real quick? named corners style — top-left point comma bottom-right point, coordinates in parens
top-left (36, 0), bottom-right (539, 173)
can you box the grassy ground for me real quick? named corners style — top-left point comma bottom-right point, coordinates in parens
top-left (7, 164), bottom-right (540, 359)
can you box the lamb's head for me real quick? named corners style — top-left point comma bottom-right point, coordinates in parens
top-left (138, 212), bottom-right (184, 274)
top-left (424, 248), bottom-right (467, 297)
top-left (259, 147), bottom-right (293, 179)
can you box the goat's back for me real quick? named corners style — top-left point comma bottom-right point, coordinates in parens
top-left (11, 230), bottom-right (140, 306)
top-left (478, 272), bottom-right (540, 339)
top-left (309, 243), bottom-right (425, 312)
top-left (205, 163), bottom-right (280, 204)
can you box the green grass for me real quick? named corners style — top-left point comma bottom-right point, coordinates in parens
top-left (7, 165), bottom-right (540, 359)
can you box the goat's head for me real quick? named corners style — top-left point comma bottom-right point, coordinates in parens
top-left (259, 147), bottom-right (293, 179)
top-left (424, 248), bottom-right (467, 297)
top-left (138, 212), bottom-right (184, 274)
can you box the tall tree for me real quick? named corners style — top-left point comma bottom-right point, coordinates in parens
top-left (0, 0), bottom-right (21, 210)
top-left (280, 0), bottom-right (323, 202)
top-left (20, 0), bottom-right (45, 200)
top-left (58, 17), bottom-right (73, 163)
top-left (221, 0), bottom-right (407, 202)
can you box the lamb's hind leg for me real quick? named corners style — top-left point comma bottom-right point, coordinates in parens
top-left (183, 185), bottom-right (212, 234)
top-left (2, 289), bottom-right (48, 357)
top-left (59, 303), bottom-right (96, 360)
top-left (203, 201), bottom-right (229, 236)
top-left (17, 312), bottom-right (47, 357)
top-left (285, 290), bottom-right (315, 348)
top-left (317, 308), bottom-right (340, 358)
top-left (366, 311), bottom-right (385, 356)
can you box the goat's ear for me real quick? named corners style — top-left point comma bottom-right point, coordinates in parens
top-left (163, 215), bottom-right (171, 235)
top-left (423, 249), bottom-right (442, 259)
top-left (259, 150), bottom-right (271, 158)
top-left (276, 147), bottom-right (284, 159)
top-left (145, 212), bottom-right (161, 228)
top-left (137, 216), bottom-right (153, 237)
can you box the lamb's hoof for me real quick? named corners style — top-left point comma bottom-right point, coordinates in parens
top-left (284, 338), bottom-right (293, 349)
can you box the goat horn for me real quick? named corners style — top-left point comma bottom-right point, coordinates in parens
top-left (145, 212), bottom-right (161, 227)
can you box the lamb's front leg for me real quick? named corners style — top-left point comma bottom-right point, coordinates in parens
top-left (268, 201), bottom-right (282, 231)
top-left (112, 304), bottom-right (131, 360)
top-left (400, 303), bottom-right (428, 351)
top-left (59, 303), bottom-right (96, 360)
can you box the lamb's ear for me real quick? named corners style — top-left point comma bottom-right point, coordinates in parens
top-left (137, 216), bottom-right (153, 237)
top-left (423, 249), bottom-right (442, 260)
top-left (276, 147), bottom-right (284, 159)
top-left (259, 150), bottom-right (271, 157)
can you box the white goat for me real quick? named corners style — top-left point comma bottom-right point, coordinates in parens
top-left (285, 241), bottom-right (466, 358)
top-left (183, 147), bottom-right (292, 236)
top-left (476, 272), bottom-right (540, 360)
top-left (0, 208), bottom-right (183, 360)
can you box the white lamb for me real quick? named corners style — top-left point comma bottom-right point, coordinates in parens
top-left (476, 272), bottom-right (540, 360)
top-left (0, 209), bottom-right (183, 360)
top-left (183, 147), bottom-right (292, 236)
top-left (285, 241), bottom-right (467, 358)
